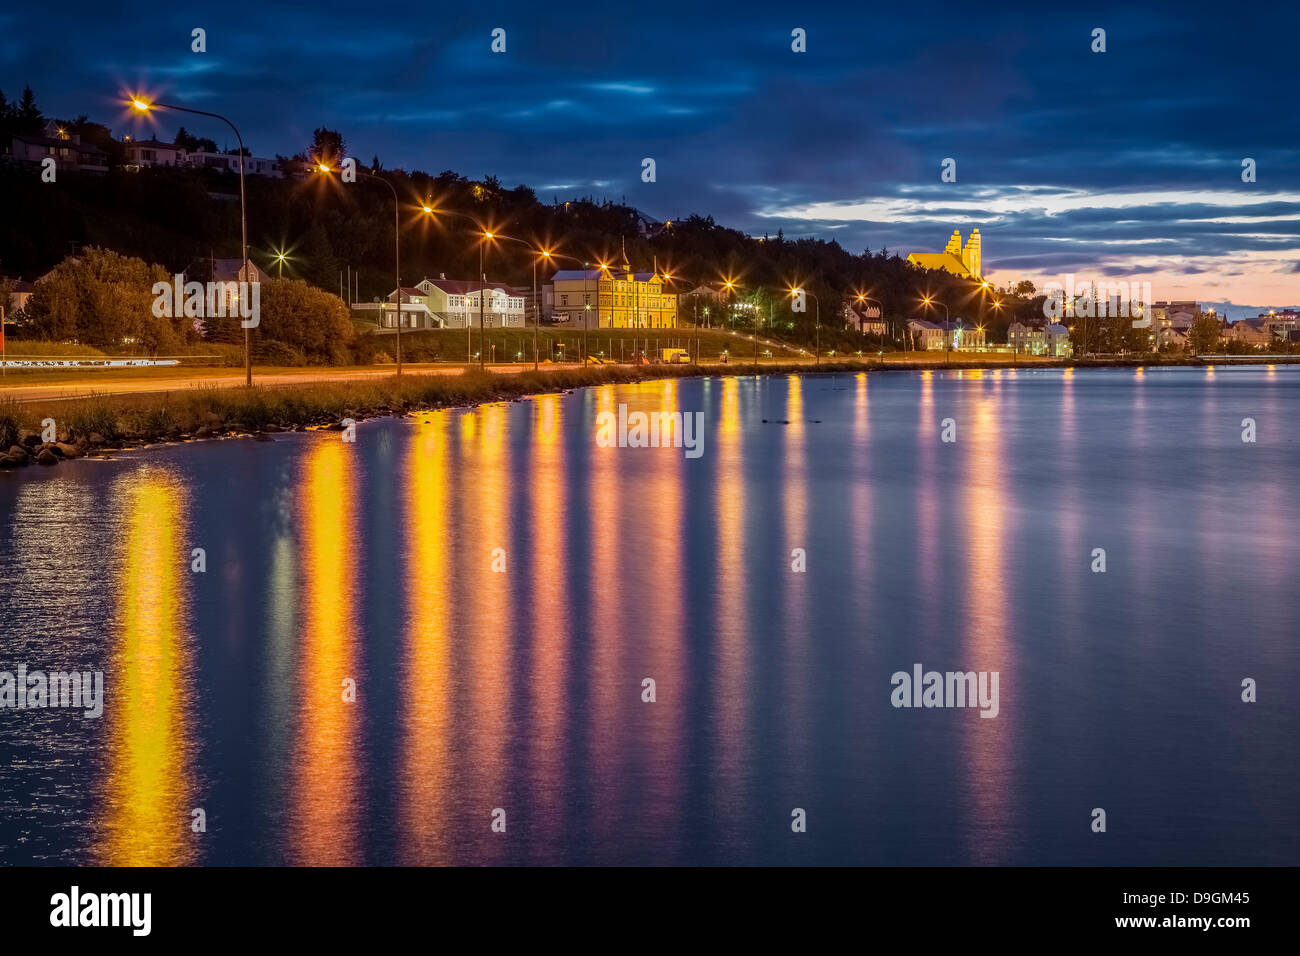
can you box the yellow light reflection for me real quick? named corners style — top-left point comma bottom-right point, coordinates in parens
top-left (289, 440), bottom-right (360, 865)
top-left (99, 470), bottom-right (195, 866)
top-left (962, 398), bottom-right (1014, 862)
top-left (714, 378), bottom-right (749, 821)
top-left (466, 403), bottom-right (512, 854)
top-left (530, 394), bottom-right (569, 846)
top-left (589, 385), bottom-right (624, 838)
top-left (400, 415), bottom-right (453, 864)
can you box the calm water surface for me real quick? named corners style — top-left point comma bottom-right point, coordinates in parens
top-left (1, 367), bottom-right (1297, 865)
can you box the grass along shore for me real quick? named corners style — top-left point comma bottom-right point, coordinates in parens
top-left (0, 354), bottom-right (1288, 469)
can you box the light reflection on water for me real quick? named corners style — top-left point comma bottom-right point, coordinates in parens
top-left (0, 367), bottom-right (1298, 866)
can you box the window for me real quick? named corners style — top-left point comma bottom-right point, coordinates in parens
top-left (561, 295), bottom-right (568, 306)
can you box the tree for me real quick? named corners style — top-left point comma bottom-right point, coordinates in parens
top-left (310, 128), bottom-right (347, 167)
top-left (257, 278), bottom-right (354, 364)
top-left (1189, 313), bottom-right (1221, 354)
top-left (24, 247), bottom-right (187, 351)
top-left (15, 85), bottom-right (42, 135)
top-left (174, 127), bottom-right (217, 153)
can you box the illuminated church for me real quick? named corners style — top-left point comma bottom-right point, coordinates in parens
top-left (907, 229), bottom-right (982, 279)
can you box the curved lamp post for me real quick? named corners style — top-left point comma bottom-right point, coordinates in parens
top-left (922, 295), bottom-right (950, 365)
top-left (319, 163), bottom-right (404, 376)
top-left (131, 96), bottom-right (253, 385)
top-left (790, 286), bottom-right (820, 366)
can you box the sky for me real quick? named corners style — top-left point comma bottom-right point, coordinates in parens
top-left (3, 0), bottom-right (1298, 317)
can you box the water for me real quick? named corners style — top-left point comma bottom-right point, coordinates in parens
top-left (1, 367), bottom-right (1297, 866)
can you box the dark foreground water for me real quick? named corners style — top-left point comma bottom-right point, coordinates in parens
top-left (0, 367), bottom-right (1297, 865)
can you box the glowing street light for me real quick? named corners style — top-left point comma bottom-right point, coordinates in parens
top-left (131, 93), bottom-right (253, 384)
top-left (791, 286), bottom-right (821, 365)
top-left (319, 162), bottom-right (405, 375)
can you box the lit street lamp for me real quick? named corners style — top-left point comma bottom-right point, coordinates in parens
top-left (320, 163), bottom-right (404, 375)
top-left (131, 95), bottom-right (253, 384)
top-left (790, 286), bottom-right (820, 365)
top-left (922, 295), bottom-right (950, 365)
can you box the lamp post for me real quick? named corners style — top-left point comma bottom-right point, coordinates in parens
top-left (321, 163), bottom-right (403, 375)
top-left (274, 250), bottom-right (288, 279)
top-left (131, 96), bottom-right (252, 385)
top-left (856, 292), bottom-right (883, 354)
top-left (790, 286), bottom-right (820, 365)
top-left (922, 296), bottom-right (950, 366)
top-left (537, 249), bottom-right (585, 370)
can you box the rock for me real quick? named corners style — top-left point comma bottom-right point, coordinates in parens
top-left (88, 433), bottom-right (105, 446)
top-left (195, 426), bottom-right (214, 438)
top-left (263, 423), bottom-right (283, 433)
top-left (35, 448), bottom-right (59, 466)
top-left (253, 432), bottom-right (274, 442)
top-left (22, 433), bottom-right (42, 448)
top-left (56, 442), bottom-right (82, 459)
top-left (42, 443), bottom-right (65, 458)
top-left (0, 454), bottom-right (23, 469)
top-left (8, 445), bottom-right (28, 461)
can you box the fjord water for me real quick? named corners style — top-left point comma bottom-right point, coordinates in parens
top-left (1, 367), bottom-right (1297, 866)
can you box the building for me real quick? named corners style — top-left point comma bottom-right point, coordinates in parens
top-left (358, 277), bottom-right (527, 329)
top-left (845, 302), bottom-right (887, 336)
top-left (546, 264), bottom-right (677, 328)
top-left (121, 135), bottom-right (188, 168)
top-left (6, 121), bottom-right (108, 172)
top-left (1148, 300), bottom-right (1199, 331)
top-left (3, 279), bottom-right (34, 316)
top-left (1045, 323), bottom-right (1072, 357)
top-left (413, 276), bottom-right (526, 329)
top-left (907, 229), bottom-right (982, 279)
top-left (185, 151), bottom-right (282, 178)
top-left (906, 318), bottom-right (947, 350)
top-left (1009, 320), bottom-right (1072, 357)
top-left (1262, 309), bottom-right (1300, 338)
top-left (950, 323), bottom-right (986, 351)
top-left (1227, 318), bottom-right (1269, 346)
top-left (1156, 326), bottom-right (1189, 351)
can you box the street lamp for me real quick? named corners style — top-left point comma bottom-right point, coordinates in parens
top-left (132, 95), bottom-right (253, 385)
top-left (922, 296), bottom-right (950, 365)
top-left (539, 248), bottom-right (585, 371)
top-left (273, 249), bottom-right (289, 279)
top-left (321, 163), bottom-right (404, 375)
top-left (790, 286), bottom-right (820, 365)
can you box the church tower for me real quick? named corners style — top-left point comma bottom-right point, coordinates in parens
top-left (944, 229), bottom-right (963, 257)
top-left (962, 229), bottom-right (981, 279)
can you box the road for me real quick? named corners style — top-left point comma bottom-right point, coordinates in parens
top-left (0, 353), bottom-right (1065, 404)
top-left (0, 362), bottom-right (573, 403)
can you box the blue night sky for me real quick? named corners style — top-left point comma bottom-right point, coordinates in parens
top-left (3, 0), bottom-right (1298, 313)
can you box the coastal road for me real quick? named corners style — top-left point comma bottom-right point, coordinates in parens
top-left (0, 362), bottom-right (579, 403)
top-left (0, 352), bottom-right (1065, 403)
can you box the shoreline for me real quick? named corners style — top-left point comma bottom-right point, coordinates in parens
top-left (0, 355), bottom-right (1293, 470)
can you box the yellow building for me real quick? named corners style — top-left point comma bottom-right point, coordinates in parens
top-left (547, 264), bottom-right (677, 328)
top-left (907, 229), bottom-right (982, 279)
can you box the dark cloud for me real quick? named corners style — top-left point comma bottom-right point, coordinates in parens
top-left (2, 0), bottom-right (1298, 287)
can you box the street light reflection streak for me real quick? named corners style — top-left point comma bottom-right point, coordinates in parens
top-left (642, 379), bottom-right (686, 853)
top-left (781, 375), bottom-right (810, 783)
top-left (528, 394), bottom-right (570, 854)
top-left (713, 377), bottom-right (752, 845)
top-left (98, 471), bottom-right (195, 866)
top-left (400, 416), bottom-right (454, 864)
top-left (588, 385), bottom-right (625, 844)
top-left (466, 404), bottom-right (513, 859)
top-left (961, 397), bottom-right (1015, 863)
top-left (289, 440), bottom-right (361, 865)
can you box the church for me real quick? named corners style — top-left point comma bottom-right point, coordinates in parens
top-left (907, 229), bottom-right (982, 279)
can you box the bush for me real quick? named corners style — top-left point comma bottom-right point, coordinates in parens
top-left (63, 396), bottom-right (119, 440)
top-left (0, 399), bottom-right (25, 448)
top-left (255, 340), bottom-right (308, 366)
